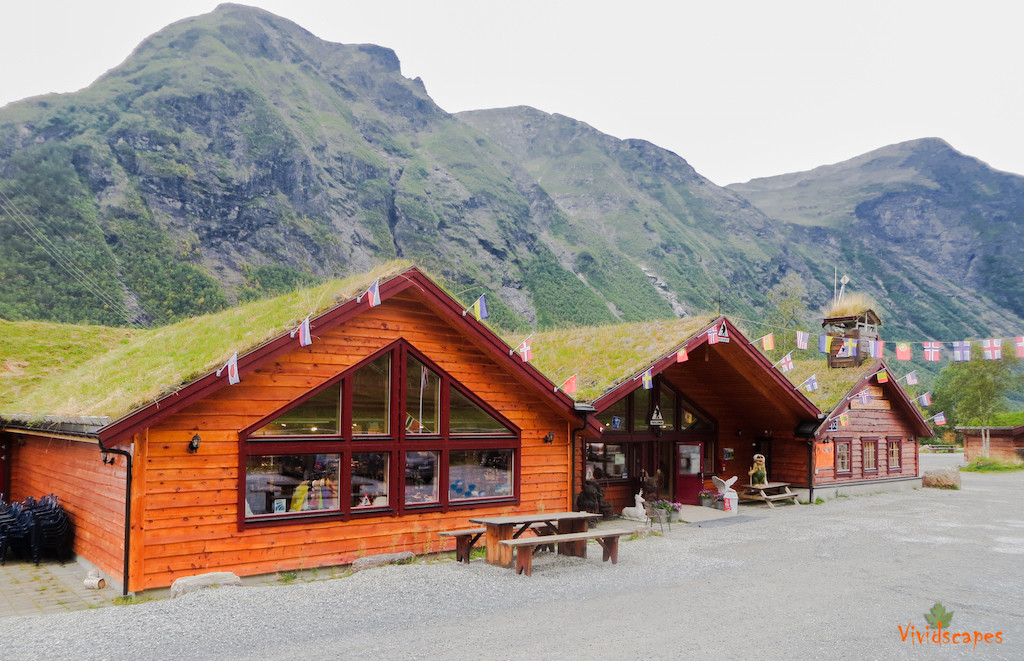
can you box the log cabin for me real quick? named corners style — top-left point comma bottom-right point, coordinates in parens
top-left (0, 264), bottom-right (596, 593)
top-left (957, 425), bottom-right (1024, 463)
top-left (787, 358), bottom-right (931, 499)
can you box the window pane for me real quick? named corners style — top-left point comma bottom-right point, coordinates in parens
top-left (251, 384), bottom-right (341, 436)
top-left (406, 357), bottom-right (440, 434)
top-left (353, 355), bottom-right (390, 435)
top-left (659, 390), bottom-right (676, 432)
top-left (633, 388), bottom-right (650, 430)
top-left (598, 398), bottom-right (627, 431)
top-left (585, 443), bottom-right (627, 480)
top-left (245, 454), bottom-right (340, 516)
top-left (352, 452), bottom-right (389, 508)
top-left (449, 449), bottom-right (513, 500)
top-left (836, 443), bottom-right (851, 472)
top-left (889, 441), bottom-right (901, 468)
top-left (864, 441), bottom-right (877, 471)
top-left (449, 386), bottom-right (511, 434)
top-left (404, 451), bottom-right (439, 505)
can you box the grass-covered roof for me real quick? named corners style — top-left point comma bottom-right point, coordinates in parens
top-left (526, 315), bottom-right (717, 403)
top-left (1, 261), bottom-right (412, 420)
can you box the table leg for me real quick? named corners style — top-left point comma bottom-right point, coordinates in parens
top-left (557, 519), bottom-right (587, 558)
top-left (485, 523), bottom-right (514, 567)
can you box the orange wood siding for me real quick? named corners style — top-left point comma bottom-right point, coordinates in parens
top-left (9, 436), bottom-right (126, 581)
top-left (133, 292), bottom-right (572, 590)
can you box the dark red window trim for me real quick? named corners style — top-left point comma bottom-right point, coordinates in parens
top-left (238, 340), bottom-right (521, 530)
top-left (886, 436), bottom-right (903, 473)
top-left (863, 437), bottom-right (879, 474)
top-left (835, 438), bottom-right (852, 474)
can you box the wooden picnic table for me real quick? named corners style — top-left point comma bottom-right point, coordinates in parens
top-left (468, 511), bottom-right (597, 567)
top-left (739, 482), bottom-right (799, 509)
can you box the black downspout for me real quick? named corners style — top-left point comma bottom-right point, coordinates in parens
top-left (806, 439), bottom-right (815, 504)
top-left (95, 435), bottom-right (132, 596)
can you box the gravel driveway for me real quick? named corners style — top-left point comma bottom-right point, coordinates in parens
top-left (1, 453), bottom-right (1019, 660)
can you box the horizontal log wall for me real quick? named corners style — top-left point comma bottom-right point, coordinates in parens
top-left (135, 293), bottom-right (572, 590)
top-left (9, 436), bottom-right (126, 581)
top-left (814, 403), bottom-right (919, 485)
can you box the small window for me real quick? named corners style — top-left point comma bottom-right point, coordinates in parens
top-left (449, 449), bottom-right (514, 500)
top-left (658, 390), bottom-right (676, 431)
top-left (251, 385), bottom-right (341, 436)
top-left (864, 440), bottom-right (877, 472)
top-left (836, 441), bottom-right (851, 473)
top-left (888, 439), bottom-right (902, 471)
top-left (351, 452), bottom-right (389, 508)
top-left (599, 398), bottom-right (628, 431)
top-left (586, 442), bottom-right (628, 480)
top-left (245, 453), bottom-right (340, 516)
top-left (633, 388), bottom-right (651, 430)
top-left (404, 450), bottom-right (439, 505)
top-left (353, 355), bottom-right (391, 435)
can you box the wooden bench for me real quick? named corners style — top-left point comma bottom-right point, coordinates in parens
top-left (438, 523), bottom-right (553, 564)
top-left (927, 444), bottom-right (957, 453)
top-left (499, 529), bottom-right (632, 576)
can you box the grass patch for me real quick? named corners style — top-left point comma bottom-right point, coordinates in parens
top-left (278, 571), bottom-right (298, 584)
top-left (961, 457), bottom-right (1024, 472)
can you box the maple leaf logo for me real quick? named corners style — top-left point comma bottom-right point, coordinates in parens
top-left (925, 602), bottom-right (954, 629)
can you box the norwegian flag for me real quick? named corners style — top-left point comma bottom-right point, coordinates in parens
top-left (917, 392), bottom-right (932, 406)
top-left (516, 338), bottom-right (533, 363)
top-left (983, 339), bottom-right (1002, 360)
top-left (708, 322), bottom-right (730, 344)
top-left (868, 340), bottom-right (884, 359)
top-left (796, 331), bottom-right (809, 350)
top-left (923, 342), bottom-right (942, 362)
top-left (952, 341), bottom-right (971, 362)
top-left (1016, 336), bottom-right (1024, 358)
top-left (676, 347), bottom-right (689, 363)
top-left (905, 371), bottom-right (919, 385)
top-left (216, 352), bottom-right (241, 385)
top-left (895, 343), bottom-right (912, 361)
top-left (857, 391), bottom-right (871, 404)
top-left (290, 316), bottom-right (312, 347)
top-left (777, 352), bottom-right (794, 373)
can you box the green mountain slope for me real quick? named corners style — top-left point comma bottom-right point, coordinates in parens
top-left (730, 138), bottom-right (1024, 339)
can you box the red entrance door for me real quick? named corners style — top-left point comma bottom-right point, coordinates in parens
top-left (675, 442), bottom-right (703, 504)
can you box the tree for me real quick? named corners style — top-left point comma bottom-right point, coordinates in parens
top-left (931, 344), bottom-right (1024, 431)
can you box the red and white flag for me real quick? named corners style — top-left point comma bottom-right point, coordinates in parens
top-left (559, 374), bottom-right (577, 396)
top-left (217, 352), bottom-right (240, 385)
top-left (776, 352), bottom-right (794, 373)
top-left (291, 316), bottom-right (312, 347)
top-left (1016, 336), bottom-right (1024, 358)
top-left (983, 339), bottom-right (1002, 360)
top-left (516, 338), bottom-right (533, 363)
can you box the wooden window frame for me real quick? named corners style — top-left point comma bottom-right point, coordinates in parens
top-left (835, 438), bottom-right (852, 474)
top-left (238, 340), bottom-right (521, 529)
top-left (863, 438), bottom-right (878, 473)
top-left (887, 437), bottom-right (902, 473)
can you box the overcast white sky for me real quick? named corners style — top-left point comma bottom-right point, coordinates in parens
top-left (2, 1), bottom-right (1022, 186)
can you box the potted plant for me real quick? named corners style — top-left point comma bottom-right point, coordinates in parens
top-left (697, 490), bottom-right (715, 507)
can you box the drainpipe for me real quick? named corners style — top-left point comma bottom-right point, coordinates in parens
top-left (94, 434), bottom-right (132, 597)
top-left (571, 404), bottom-right (597, 509)
top-left (806, 439), bottom-right (815, 504)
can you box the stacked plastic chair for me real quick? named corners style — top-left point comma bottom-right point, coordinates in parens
top-left (0, 494), bottom-right (73, 566)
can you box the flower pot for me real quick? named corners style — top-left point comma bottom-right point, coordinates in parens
top-left (699, 498), bottom-right (713, 507)
top-left (669, 510), bottom-right (681, 522)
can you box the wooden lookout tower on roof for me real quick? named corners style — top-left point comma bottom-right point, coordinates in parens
top-left (822, 307), bottom-right (881, 369)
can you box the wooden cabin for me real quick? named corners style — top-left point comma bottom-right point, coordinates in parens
top-left (822, 309), bottom-right (881, 369)
top-left (958, 425), bottom-right (1024, 463)
top-left (0, 266), bottom-right (590, 593)
top-left (801, 359), bottom-right (930, 498)
top-left (532, 318), bottom-right (823, 510)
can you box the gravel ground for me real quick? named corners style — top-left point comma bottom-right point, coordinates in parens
top-left (1, 453), bottom-right (1020, 660)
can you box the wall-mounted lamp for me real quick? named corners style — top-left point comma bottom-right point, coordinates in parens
top-left (543, 432), bottom-right (555, 444)
top-left (188, 433), bottom-right (201, 454)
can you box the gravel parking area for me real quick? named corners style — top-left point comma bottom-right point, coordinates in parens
top-left (1, 453), bottom-right (1020, 660)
